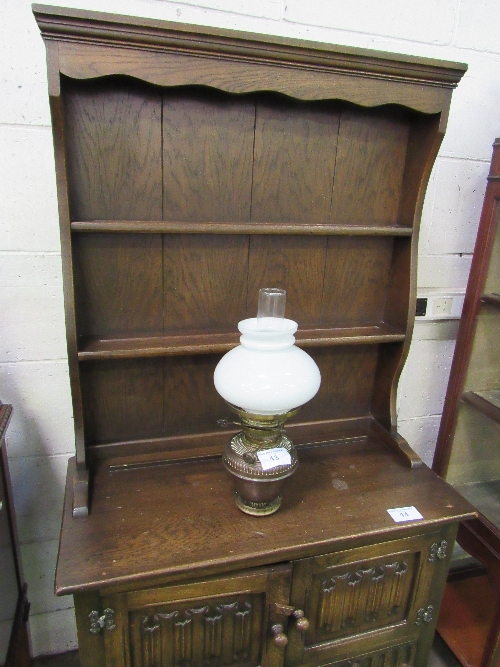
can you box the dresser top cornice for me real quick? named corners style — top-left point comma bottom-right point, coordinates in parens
top-left (33, 4), bottom-right (466, 105)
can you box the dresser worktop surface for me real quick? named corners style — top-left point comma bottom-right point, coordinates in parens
top-left (55, 434), bottom-right (475, 596)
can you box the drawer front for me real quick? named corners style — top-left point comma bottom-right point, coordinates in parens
top-left (99, 565), bottom-right (292, 667)
top-left (286, 531), bottom-right (449, 666)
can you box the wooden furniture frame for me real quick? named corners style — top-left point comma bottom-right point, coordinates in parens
top-left (434, 139), bottom-right (500, 667)
top-left (34, 6), bottom-right (475, 667)
top-left (0, 403), bottom-right (31, 667)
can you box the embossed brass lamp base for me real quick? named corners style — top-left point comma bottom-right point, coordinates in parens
top-left (234, 489), bottom-right (283, 516)
top-left (222, 405), bottom-right (299, 516)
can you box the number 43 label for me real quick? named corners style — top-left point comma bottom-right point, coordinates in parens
top-left (257, 448), bottom-right (292, 471)
top-left (387, 506), bottom-right (423, 523)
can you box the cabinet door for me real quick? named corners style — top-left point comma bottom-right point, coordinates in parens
top-left (285, 530), bottom-right (453, 667)
top-left (98, 565), bottom-right (291, 667)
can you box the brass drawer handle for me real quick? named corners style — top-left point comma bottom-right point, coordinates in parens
top-left (270, 623), bottom-right (288, 647)
top-left (292, 609), bottom-right (309, 632)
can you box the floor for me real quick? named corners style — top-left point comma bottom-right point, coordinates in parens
top-left (31, 651), bottom-right (80, 667)
top-left (430, 633), bottom-right (463, 667)
top-left (31, 633), bottom-right (462, 666)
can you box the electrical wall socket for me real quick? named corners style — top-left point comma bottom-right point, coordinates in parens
top-left (415, 291), bottom-right (465, 321)
top-left (432, 297), bottom-right (454, 316)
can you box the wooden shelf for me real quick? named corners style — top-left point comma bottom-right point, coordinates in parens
top-left (77, 323), bottom-right (406, 360)
top-left (462, 390), bottom-right (500, 424)
top-left (455, 479), bottom-right (500, 533)
top-left (482, 293), bottom-right (500, 309)
top-left (437, 573), bottom-right (499, 667)
top-left (70, 220), bottom-right (414, 236)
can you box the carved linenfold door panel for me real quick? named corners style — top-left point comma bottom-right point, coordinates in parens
top-left (310, 554), bottom-right (416, 642)
top-left (285, 532), bottom-right (449, 667)
top-left (100, 565), bottom-right (292, 667)
top-left (129, 595), bottom-right (261, 667)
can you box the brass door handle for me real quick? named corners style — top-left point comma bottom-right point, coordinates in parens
top-left (292, 609), bottom-right (309, 632)
top-left (270, 623), bottom-right (288, 647)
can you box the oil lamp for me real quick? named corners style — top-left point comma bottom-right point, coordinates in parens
top-left (214, 288), bottom-right (321, 515)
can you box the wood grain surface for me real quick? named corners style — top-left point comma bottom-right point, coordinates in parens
top-left (331, 108), bottom-right (409, 226)
top-left (55, 436), bottom-right (475, 595)
top-left (251, 97), bottom-right (339, 223)
top-left (163, 234), bottom-right (248, 331)
top-left (63, 77), bottom-right (162, 221)
top-left (73, 233), bottom-right (163, 337)
top-left (163, 88), bottom-right (254, 222)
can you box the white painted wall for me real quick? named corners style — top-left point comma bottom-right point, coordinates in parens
top-left (1, 0), bottom-right (499, 657)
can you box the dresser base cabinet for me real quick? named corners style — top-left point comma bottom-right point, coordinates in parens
top-left (58, 438), bottom-right (474, 667)
top-left (71, 523), bottom-right (461, 667)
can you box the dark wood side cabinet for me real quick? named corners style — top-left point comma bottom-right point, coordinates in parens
top-left (433, 139), bottom-right (500, 667)
top-left (0, 403), bottom-right (30, 667)
top-left (33, 6), bottom-right (476, 666)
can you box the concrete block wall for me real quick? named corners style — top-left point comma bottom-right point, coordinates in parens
top-left (1, 0), bottom-right (499, 657)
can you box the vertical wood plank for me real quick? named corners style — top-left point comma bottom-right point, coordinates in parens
top-left (163, 88), bottom-right (255, 222)
top-left (370, 342), bottom-right (405, 431)
top-left (321, 237), bottom-right (394, 327)
top-left (371, 238), bottom-right (413, 430)
top-left (163, 354), bottom-right (227, 437)
top-left (294, 346), bottom-right (379, 424)
top-left (163, 234), bottom-right (249, 332)
top-left (383, 237), bottom-right (412, 332)
top-left (81, 359), bottom-right (164, 445)
top-left (247, 235), bottom-right (327, 325)
top-left (101, 593), bottom-right (132, 667)
top-left (73, 233), bottom-right (163, 337)
top-left (252, 97), bottom-right (339, 223)
top-left (397, 113), bottom-right (441, 228)
top-left (63, 77), bottom-right (162, 221)
top-left (331, 107), bottom-right (409, 225)
top-left (49, 93), bottom-right (87, 467)
top-left (73, 592), bottom-right (106, 667)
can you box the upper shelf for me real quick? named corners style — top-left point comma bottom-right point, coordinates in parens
top-left (71, 221), bottom-right (414, 236)
top-left (77, 323), bottom-right (406, 360)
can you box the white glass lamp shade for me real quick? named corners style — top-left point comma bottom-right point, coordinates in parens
top-left (214, 318), bottom-right (321, 415)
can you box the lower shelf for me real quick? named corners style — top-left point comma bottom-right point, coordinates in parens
top-left (462, 390), bottom-right (500, 425)
top-left (437, 573), bottom-right (499, 667)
